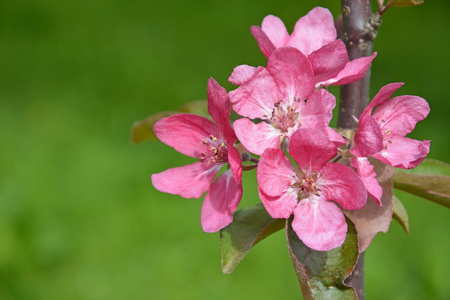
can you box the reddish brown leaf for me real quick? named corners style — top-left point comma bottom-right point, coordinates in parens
top-left (344, 158), bottom-right (394, 253)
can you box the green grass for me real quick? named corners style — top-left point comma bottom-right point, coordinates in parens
top-left (0, 0), bottom-right (449, 299)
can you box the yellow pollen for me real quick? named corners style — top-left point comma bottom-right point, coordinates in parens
top-left (385, 129), bottom-right (391, 134)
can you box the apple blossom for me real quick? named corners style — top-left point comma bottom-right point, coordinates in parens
top-left (257, 128), bottom-right (367, 251)
top-left (250, 7), bottom-right (377, 88)
top-left (229, 46), bottom-right (342, 155)
top-left (151, 78), bottom-right (242, 233)
top-left (350, 83), bottom-right (430, 204)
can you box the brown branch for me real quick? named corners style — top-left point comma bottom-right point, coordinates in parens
top-left (339, 1), bottom-right (381, 299)
top-left (338, 0), bottom-right (380, 130)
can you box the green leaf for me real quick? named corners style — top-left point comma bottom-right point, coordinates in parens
top-left (387, 0), bottom-right (424, 7)
top-left (392, 196), bottom-right (410, 234)
top-left (131, 100), bottom-right (208, 144)
top-left (392, 159), bottom-right (450, 209)
top-left (220, 204), bottom-right (285, 274)
top-left (286, 217), bottom-right (359, 300)
top-left (131, 111), bottom-right (176, 144)
top-left (177, 100), bottom-right (209, 116)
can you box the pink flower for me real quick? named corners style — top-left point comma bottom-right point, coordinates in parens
top-left (257, 128), bottom-right (367, 251)
top-left (350, 83), bottom-right (430, 204)
top-left (250, 7), bottom-right (376, 88)
top-left (229, 46), bottom-right (343, 155)
top-left (151, 78), bottom-right (243, 233)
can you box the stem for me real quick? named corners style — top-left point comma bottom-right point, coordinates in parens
top-left (338, 0), bottom-right (378, 130)
top-left (339, 1), bottom-right (379, 299)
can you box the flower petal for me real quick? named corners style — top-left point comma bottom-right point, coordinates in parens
top-left (201, 169), bottom-right (243, 232)
top-left (154, 114), bottom-right (221, 158)
top-left (309, 40), bottom-right (348, 84)
top-left (289, 128), bottom-right (337, 172)
top-left (207, 78), bottom-right (236, 140)
top-left (151, 162), bottom-right (221, 199)
top-left (320, 52), bottom-right (377, 87)
top-left (250, 25), bottom-right (276, 59)
top-left (229, 67), bottom-right (279, 119)
top-left (351, 157), bottom-right (382, 205)
top-left (298, 88), bottom-right (336, 128)
top-left (257, 148), bottom-right (295, 197)
top-left (261, 15), bottom-right (290, 48)
top-left (288, 7), bottom-right (337, 55)
top-left (324, 127), bottom-right (346, 148)
top-left (318, 162), bottom-right (368, 210)
top-left (228, 64), bottom-right (258, 86)
top-left (372, 95), bottom-right (430, 136)
top-left (233, 118), bottom-right (281, 156)
top-left (267, 47), bottom-right (315, 102)
top-left (351, 115), bottom-right (383, 157)
top-left (292, 195), bottom-right (347, 251)
top-left (258, 188), bottom-right (298, 219)
top-left (361, 82), bottom-right (404, 118)
top-left (374, 135), bottom-right (431, 169)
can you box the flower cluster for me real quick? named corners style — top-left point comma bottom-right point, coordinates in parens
top-left (151, 7), bottom-right (430, 251)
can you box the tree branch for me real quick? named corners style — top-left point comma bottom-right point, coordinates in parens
top-left (338, 0), bottom-right (380, 130)
top-left (339, 1), bottom-right (380, 299)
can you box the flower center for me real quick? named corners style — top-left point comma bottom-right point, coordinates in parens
top-left (382, 128), bottom-right (393, 150)
top-left (199, 135), bottom-right (228, 165)
top-left (268, 99), bottom-right (302, 132)
top-left (291, 171), bottom-right (320, 200)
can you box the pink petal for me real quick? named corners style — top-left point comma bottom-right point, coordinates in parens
top-left (228, 65), bottom-right (258, 85)
top-left (318, 162), bottom-right (368, 210)
top-left (207, 78), bottom-right (236, 140)
top-left (151, 162), bottom-right (221, 199)
top-left (258, 188), bottom-right (298, 219)
top-left (267, 47), bottom-right (315, 102)
top-left (292, 195), bottom-right (347, 251)
top-left (320, 52), bottom-right (377, 86)
top-left (288, 7), bottom-right (337, 55)
top-left (153, 114), bottom-right (221, 158)
top-left (251, 26), bottom-right (276, 59)
top-left (361, 82), bottom-right (404, 118)
top-left (227, 143), bottom-right (243, 184)
top-left (201, 169), bottom-right (243, 232)
top-left (372, 95), bottom-right (430, 136)
top-left (289, 128), bottom-right (337, 172)
top-left (309, 40), bottom-right (348, 84)
top-left (351, 157), bottom-right (382, 205)
top-left (299, 88), bottom-right (336, 128)
top-left (257, 148), bottom-right (295, 197)
top-left (350, 115), bottom-right (383, 157)
top-left (261, 15), bottom-right (290, 48)
top-left (229, 67), bottom-right (279, 119)
top-left (374, 136), bottom-right (431, 169)
top-left (324, 127), bottom-right (346, 148)
top-left (233, 118), bottom-right (281, 156)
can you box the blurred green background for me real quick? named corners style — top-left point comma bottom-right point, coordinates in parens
top-left (0, 0), bottom-right (449, 299)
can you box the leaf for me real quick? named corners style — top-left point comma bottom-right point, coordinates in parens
top-left (344, 158), bottom-right (394, 253)
top-left (387, 0), bottom-right (424, 7)
top-left (177, 100), bottom-right (209, 116)
top-left (392, 196), bottom-right (409, 234)
top-left (131, 100), bottom-right (208, 144)
top-left (220, 204), bottom-right (285, 274)
top-left (286, 217), bottom-right (359, 300)
top-left (392, 159), bottom-right (450, 209)
top-left (131, 111), bottom-right (176, 144)
top-left (395, 158), bottom-right (450, 176)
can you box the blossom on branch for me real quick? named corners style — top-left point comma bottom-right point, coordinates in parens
top-left (229, 46), bottom-right (342, 155)
top-left (151, 78), bottom-right (243, 233)
top-left (257, 128), bottom-right (367, 251)
top-left (250, 7), bottom-right (376, 88)
top-left (350, 83), bottom-right (430, 203)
